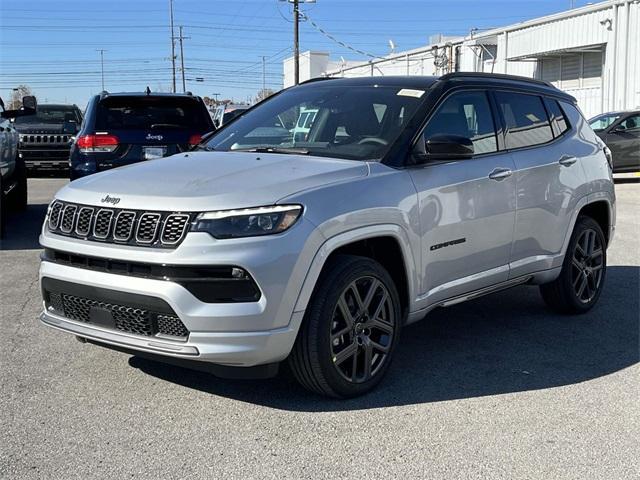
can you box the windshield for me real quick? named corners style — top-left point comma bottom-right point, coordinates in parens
top-left (589, 113), bottom-right (621, 131)
top-left (204, 84), bottom-right (427, 161)
top-left (13, 105), bottom-right (80, 125)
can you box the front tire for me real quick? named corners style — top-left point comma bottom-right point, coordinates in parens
top-left (540, 216), bottom-right (607, 314)
top-left (288, 255), bottom-right (402, 398)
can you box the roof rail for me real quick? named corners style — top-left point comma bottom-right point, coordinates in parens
top-left (439, 72), bottom-right (553, 88)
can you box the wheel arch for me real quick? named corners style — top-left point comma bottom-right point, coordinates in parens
top-left (293, 225), bottom-right (418, 320)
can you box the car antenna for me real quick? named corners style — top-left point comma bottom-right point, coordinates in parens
top-left (145, 86), bottom-right (151, 95)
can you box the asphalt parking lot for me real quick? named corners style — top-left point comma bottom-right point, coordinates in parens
top-left (1, 176), bottom-right (638, 479)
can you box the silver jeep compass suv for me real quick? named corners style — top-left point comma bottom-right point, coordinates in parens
top-left (39, 74), bottom-right (616, 397)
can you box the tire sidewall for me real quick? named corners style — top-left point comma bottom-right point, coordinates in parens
top-left (560, 216), bottom-right (607, 312)
top-left (309, 257), bottom-right (402, 397)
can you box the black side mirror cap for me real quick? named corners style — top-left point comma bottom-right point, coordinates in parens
top-left (22, 95), bottom-right (37, 111)
top-left (412, 134), bottom-right (474, 163)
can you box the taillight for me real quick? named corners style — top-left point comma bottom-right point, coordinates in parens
top-left (188, 134), bottom-right (202, 146)
top-left (76, 134), bottom-right (119, 153)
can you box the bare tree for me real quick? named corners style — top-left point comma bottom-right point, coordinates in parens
top-left (254, 88), bottom-right (275, 103)
top-left (9, 85), bottom-right (33, 109)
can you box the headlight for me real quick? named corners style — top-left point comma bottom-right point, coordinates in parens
top-left (192, 205), bottom-right (302, 239)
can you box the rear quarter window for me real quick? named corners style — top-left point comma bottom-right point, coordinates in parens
top-left (546, 99), bottom-right (570, 136)
top-left (495, 91), bottom-right (553, 149)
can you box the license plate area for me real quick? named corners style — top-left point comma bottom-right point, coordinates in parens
top-left (89, 306), bottom-right (116, 329)
top-left (143, 146), bottom-right (167, 160)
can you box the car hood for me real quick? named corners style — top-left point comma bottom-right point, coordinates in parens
top-left (57, 151), bottom-right (369, 211)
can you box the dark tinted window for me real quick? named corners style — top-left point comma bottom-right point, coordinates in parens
top-left (546, 99), bottom-right (570, 136)
top-left (423, 91), bottom-right (497, 154)
top-left (618, 115), bottom-right (640, 132)
top-left (496, 92), bottom-right (553, 149)
top-left (14, 105), bottom-right (81, 125)
top-left (96, 96), bottom-right (211, 131)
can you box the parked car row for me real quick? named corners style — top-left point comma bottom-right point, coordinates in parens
top-left (589, 110), bottom-right (640, 173)
top-left (0, 95), bottom-right (37, 237)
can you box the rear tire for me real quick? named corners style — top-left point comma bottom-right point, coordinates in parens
top-left (288, 255), bottom-right (402, 398)
top-left (540, 215), bottom-right (607, 314)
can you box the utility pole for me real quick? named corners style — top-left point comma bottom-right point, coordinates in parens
top-left (177, 26), bottom-right (190, 93)
top-left (169, 0), bottom-right (176, 93)
top-left (293, 0), bottom-right (300, 85)
top-left (96, 49), bottom-right (107, 91)
top-left (261, 56), bottom-right (267, 93)
top-left (211, 93), bottom-right (220, 104)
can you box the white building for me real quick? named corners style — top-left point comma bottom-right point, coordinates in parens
top-left (283, 0), bottom-right (639, 118)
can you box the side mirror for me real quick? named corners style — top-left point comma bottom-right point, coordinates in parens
top-left (22, 95), bottom-right (37, 111)
top-left (413, 134), bottom-right (474, 163)
top-left (62, 120), bottom-right (77, 134)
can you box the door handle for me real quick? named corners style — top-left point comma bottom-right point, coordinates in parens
top-left (559, 155), bottom-right (578, 166)
top-left (488, 168), bottom-right (513, 181)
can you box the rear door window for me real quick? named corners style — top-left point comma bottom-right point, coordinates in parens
top-left (96, 97), bottom-right (211, 131)
top-left (495, 92), bottom-right (553, 149)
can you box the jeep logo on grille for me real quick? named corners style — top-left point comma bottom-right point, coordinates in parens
top-left (146, 133), bottom-right (163, 141)
top-left (101, 195), bottom-right (121, 205)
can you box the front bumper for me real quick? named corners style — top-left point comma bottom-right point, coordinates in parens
top-left (39, 218), bottom-right (324, 367)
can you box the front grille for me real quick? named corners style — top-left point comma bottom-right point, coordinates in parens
top-left (48, 200), bottom-right (193, 248)
top-left (75, 207), bottom-right (94, 236)
top-left (48, 202), bottom-right (64, 229)
top-left (136, 213), bottom-right (161, 244)
top-left (60, 205), bottom-right (77, 233)
top-left (93, 209), bottom-right (113, 239)
top-left (20, 134), bottom-right (72, 145)
top-left (162, 214), bottom-right (190, 245)
top-left (114, 211), bottom-right (135, 241)
top-left (47, 291), bottom-right (189, 339)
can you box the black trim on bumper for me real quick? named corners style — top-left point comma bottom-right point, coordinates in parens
top-left (42, 248), bottom-right (262, 303)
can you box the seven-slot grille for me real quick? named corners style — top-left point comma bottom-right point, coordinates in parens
top-left (47, 200), bottom-right (193, 248)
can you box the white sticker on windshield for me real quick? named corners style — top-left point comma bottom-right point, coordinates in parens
top-left (397, 88), bottom-right (425, 98)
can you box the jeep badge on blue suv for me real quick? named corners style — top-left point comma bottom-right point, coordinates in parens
top-left (69, 91), bottom-right (214, 180)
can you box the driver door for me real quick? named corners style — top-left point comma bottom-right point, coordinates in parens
top-left (408, 90), bottom-right (516, 307)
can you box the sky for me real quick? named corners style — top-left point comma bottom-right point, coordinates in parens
top-left (0, 0), bottom-right (598, 108)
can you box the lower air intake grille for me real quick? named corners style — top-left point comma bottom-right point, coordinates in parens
top-left (51, 292), bottom-right (189, 339)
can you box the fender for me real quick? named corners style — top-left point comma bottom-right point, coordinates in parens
top-left (292, 224), bottom-right (419, 315)
top-left (559, 191), bottom-right (615, 260)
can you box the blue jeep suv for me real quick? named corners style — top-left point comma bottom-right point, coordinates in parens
top-left (70, 91), bottom-right (214, 180)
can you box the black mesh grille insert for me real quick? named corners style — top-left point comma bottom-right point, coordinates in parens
top-left (75, 207), bottom-right (94, 236)
top-left (48, 202), bottom-right (64, 229)
top-left (157, 314), bottom-right (190, 337)
top-left (136, 213), bottom-right (161, 243)
top-left (93, 210), bottom-right (113, 238)
top-left (60, 205), bottom-right (77, 233)
top-left (52, 292), bottom-right (189, 339)
top-left (114, 211), bottom-right (136, 241)
top-left (161, 214), bottom-right (190, 244)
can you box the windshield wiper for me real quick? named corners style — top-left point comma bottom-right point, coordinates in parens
top-left (232, 146), bottom-right (310, 155)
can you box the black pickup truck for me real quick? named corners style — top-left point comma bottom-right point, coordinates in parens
top-left (13, 104), bottom-right (83, 174)
top-left (0, 95), bottom-right (37, 237)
